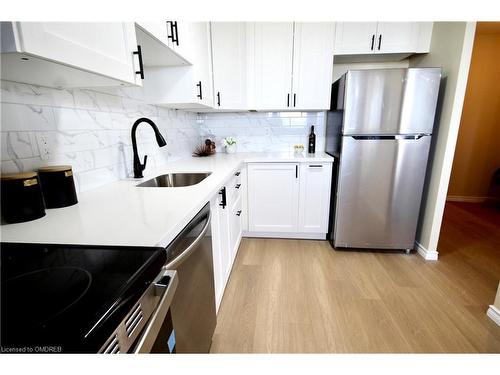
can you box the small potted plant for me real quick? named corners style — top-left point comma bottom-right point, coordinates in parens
top-left (222, 137), bottom-right (237, 154)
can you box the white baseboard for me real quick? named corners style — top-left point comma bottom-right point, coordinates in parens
top-left (487, 305), bottom-right (500, 327)
top-left (243, 231), bottom-right (326, 240)
top-left (415, 241), bottom-right (439, 260)
top-left (446, 195), bottom-right (487, 203)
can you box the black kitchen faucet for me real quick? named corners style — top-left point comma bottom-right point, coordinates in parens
top-left (131, 117), bottom-right (167, 178)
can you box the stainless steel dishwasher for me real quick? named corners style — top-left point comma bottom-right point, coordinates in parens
top-left (163, 202), bottom-right (216, 353)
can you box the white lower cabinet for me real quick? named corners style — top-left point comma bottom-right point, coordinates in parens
top-left (229, 195), bottom-right (243, 261)
top-left (210, 168), bottom-right (244, 313)
top-left (210, 190), bottom-right (231, 312)
top-left (247, 162), bottom-right (332, 237)
top-left (247, 163), bottom-right (299, 232)
top-left (298, 163), bottom-right (333, 233)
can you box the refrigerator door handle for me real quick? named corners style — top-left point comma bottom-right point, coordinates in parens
top-left (351, 134), bottom-right (429, 140)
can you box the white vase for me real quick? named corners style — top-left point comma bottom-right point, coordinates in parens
top-left (226, 144), bottom-right (237, 154)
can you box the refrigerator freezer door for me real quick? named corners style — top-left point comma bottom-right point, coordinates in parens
top-left (343, 68), bottom-right (441, 135)
top-left (334, 135), bottom-right (432, 249)
top-left (399, 68), bottom-right (441, 134)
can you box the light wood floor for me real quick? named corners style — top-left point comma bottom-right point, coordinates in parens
top-left (210, 202), bottom-right (500, 353)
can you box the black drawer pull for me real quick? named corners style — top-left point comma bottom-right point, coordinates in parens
top-left (235, 184), bottom-right (241, 189)
top-left (308, 165), bottom-right (323, 168)
top-left (236, 210), bottom-right (242, 217)
top-left (234, 171), bottom-right (241, 176)
top-left (219, 187), bottom-right (226, 209)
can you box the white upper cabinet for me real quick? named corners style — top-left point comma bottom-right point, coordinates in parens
top-left (142, 22), bottom-right (214, 109)
top-left (210, 22), bottom-right (249, 110)
top-left (1, 22), bottom-right (142, 87)
top-left (334, 22), bottom-right (433, 57)
top-left (136, 21), bottom-right (169, 46)
top-left (333, 22), bottom-right (379, 55)
top-left (135, 21), bottom-right (191, 67)
top-left (253, 22), bottom-right (294, 110)
top-left (292, 23), bottom-right (335, 110)
top-left (251, 22), bottom-right (335, 111)
top-left (375, 22), bottom-right (420, 53)
top-left (172, 21), bottom-right (198, 63)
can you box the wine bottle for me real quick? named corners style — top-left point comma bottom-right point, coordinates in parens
top-left (308, 125), bottom-right (316, 154)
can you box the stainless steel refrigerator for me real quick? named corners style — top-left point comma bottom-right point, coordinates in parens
top-left (326, 68), bottom-right (441, 251)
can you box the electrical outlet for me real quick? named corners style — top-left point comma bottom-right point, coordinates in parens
top-left (36, 134), bottom-right (51, 161)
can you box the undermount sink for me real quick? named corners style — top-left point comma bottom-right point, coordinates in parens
top-left (137, 172), bottom-right (211, 188)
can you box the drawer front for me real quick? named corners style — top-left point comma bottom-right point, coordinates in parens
top-left (227, 169), bottom-right (242, 204)
top-left (229, 195), bottom-right (242, 262)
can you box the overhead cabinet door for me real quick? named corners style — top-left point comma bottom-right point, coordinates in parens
top-left (136, 21), bottom-right (169, 46)
top-left (292, 22), bottom-right (335, 110)
top-left (16, 22), bottom-right (141, 85)
top-left (375, 22), bottom-right (419, 53)
top-left (253, 22), bottom-right (294, 110)
top-left (211, 22), bottom-right (248, 110)
top-left (334, 22), bottom-right (378, 54)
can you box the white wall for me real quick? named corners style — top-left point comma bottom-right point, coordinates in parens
top-left (197, 111), bottom-right (326, 153)
top-left (409, 22), bottom-right (476, 259)
top-left (0, 80), bottom-right (201, 193)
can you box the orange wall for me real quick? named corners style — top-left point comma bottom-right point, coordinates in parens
top-left (448, 23), bottom-right (500, 200)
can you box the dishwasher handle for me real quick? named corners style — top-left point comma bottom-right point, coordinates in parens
top-left (164, 212), bottom-right (211, 270)
top-left (133, 270), bottom-right (178, 353)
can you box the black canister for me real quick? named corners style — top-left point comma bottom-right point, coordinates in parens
top-left (38, 165), bottom-right (78, 208)
top-left (1, 172), bottom-right (46, 223)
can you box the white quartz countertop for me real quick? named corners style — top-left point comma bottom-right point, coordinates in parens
top-left (0, 152), bottom-right (333, 248)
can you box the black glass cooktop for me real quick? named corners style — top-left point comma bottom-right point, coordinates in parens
top-left (0, 242), bottom-right (166, 353)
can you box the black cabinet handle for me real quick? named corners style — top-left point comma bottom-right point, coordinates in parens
top-left (371, 35), bottom-right (375, 50)
top-left (293, 93), bottom-right (296, 107)
top-left (167, 21), bottom-right (175, 43)
top-left (378, 35), bottom-right (382, 50)
top-left (133, 45), bottom-right (145, 80)
top-left (235, 171), bottom-right (241, 176)
top-left (219, 187), bottom-right (226, 209)
top-left (217, 91), bottom-right (221, 106)
top-left (173, 21), bottom-right (179, 46)
top-left (295, 165), bottom-right (298, 178)
top-left (308, 165), bottom-right (323, 168)
top-left (235, 184), bottom-right (241, 189)
top-left (236, 210), bottom-right (242, 217)
top-left (196, 81), bottom-right (203, 100)
top-left (287, 93), bottom-right (290, 107)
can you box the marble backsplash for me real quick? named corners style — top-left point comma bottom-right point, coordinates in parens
top-left (0, 80), bottom-right (202, 193)
top-left (197, 111), bottom-right (326, 153)
top-left (1, 79), bottom-right (327, 193)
